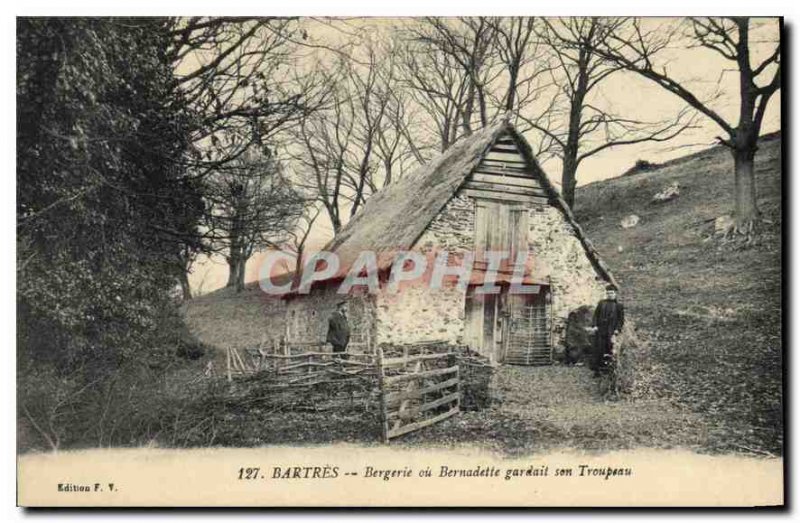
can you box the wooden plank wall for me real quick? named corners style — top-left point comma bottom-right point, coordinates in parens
top-left (463, 133), bottom-right (549, 205)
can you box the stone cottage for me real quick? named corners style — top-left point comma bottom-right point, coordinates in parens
top-left (277, 119), bottom-right (617, 365)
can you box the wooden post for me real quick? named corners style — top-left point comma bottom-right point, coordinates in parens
top-left (281, 339), bottom-right (289, 372)
top-left (454, 350), bottom-right (462, 413)
top-left (548, 280), bottom-right (555, 364)
top-left (448, 349), bottom-right (461, 411)
top-left (226, 347), bottom-right (232, 382)
top-left (376, 347), bottom-right (389, 443)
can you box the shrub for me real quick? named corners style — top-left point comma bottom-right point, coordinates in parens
top-left (17, 19), bottom-right (206, 451)
top-left (606, 320), bottom-right (655, 399)
top-left (622, 159), bottom-right (660, 177)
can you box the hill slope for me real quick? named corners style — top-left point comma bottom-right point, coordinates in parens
top-left (183, 135), bottom-right (783, 455)
top-left (575, 135), bottom-right (782, 454)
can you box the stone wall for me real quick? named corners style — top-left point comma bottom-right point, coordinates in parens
top-left (278, 192), bottom-right (608, 357)
top-left (373, 193), bottom-right (608, 350)
top-left (285, 283), bottom-right (377, 351)
top-left (526, 204), bottom-right (607, 351)
top-left (375, 283), bottom-right (467, 345)
top-left (375, 194), bottom-right (475, 345)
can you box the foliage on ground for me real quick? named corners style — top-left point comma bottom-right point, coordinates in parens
top-left (399, 365), bottom-right (705, 455)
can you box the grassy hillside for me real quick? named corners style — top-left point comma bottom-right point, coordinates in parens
top-left (574, 134), bottom-right (782, 455)
top-left (181, 135), bottom-right (782, 455)
top-left (182, 285), bottom-right (287, 372)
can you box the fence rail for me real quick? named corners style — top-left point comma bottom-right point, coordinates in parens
top-left (223, 341), bottom-right (489, 443)
top-left (377, 346), bottom-right (460, 442)
top-left (225, 346), bottom-right (377, 388)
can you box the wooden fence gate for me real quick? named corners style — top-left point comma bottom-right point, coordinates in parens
top-left (224, 342), bottom-right (469, 443)
top-left (376, 345), bottom-right (461, 442)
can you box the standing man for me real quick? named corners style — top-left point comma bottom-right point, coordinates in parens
top-left (590, 285), bottom-right (625, 375)
top-left (327, 300), bottom-right (350, 356)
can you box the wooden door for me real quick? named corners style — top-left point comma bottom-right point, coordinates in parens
top-left (482, 293), bottom-right (499, 363)
top-left (464, 286), bottom-right (501, 363)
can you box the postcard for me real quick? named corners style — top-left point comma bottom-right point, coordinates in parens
top-left (16, 15), bottom-right (783, 507)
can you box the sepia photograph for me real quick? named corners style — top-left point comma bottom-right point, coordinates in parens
top-left (14, 9), bottom-right (784, 508)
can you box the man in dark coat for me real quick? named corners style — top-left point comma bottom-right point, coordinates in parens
top-left (590, 285), bottom-right (625, 375)
top-left (327, 300), bottom-right (350, 355)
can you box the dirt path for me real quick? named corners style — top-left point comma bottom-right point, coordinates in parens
top-left (400, 365), bottom-right (708, 455)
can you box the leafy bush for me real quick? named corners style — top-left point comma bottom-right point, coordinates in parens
top-left (622, 159), bottom-right (661, 177)
top-left (17, 19), bottom-right (206, 451)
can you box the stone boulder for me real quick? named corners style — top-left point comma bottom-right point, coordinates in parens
top-left (652, 182), bottom-right (680, 203)
top-left (714, 214), bottom-right (734, 235)
top-left (620, 214), bottom-right (640, 229)
top-left (564, 305), bottom-right (595, 364)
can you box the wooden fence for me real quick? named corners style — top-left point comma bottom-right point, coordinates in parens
top-left (376, 344), bottom-right (461, 442)
top-left (226, 346), bottom-right (376, 387)
top-left (224, 342), bottom-right (488, 442)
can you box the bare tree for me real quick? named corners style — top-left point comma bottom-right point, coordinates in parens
top-left (399, 37), bottom-right (469, 152)
top-left (401, 17), bottom-right (500, 148)
top-left (293, 65), bottom-right (356, 233)
top-left (371, 39), bottom-right (423, 186)
top-left (589, 17), bottom-right (780, 232)
top-left (167, 18), bottom-right (327, 171)
top-left (419, 17), bottom-right (499, 133)
top-left (528, 17), bottom-right (696, 208)
top-left (292, 39), bottom-right (415, 233)
top-left (208, 140), bottom-right (303, 291)
top-left (488, 17), bottom-right (551, 120)
top-left (164, 17), bottom-right (330, 290)
top-left (400, 17), bottom-right (551, 154)
top-left (285, 204), bottom-right (322, 278)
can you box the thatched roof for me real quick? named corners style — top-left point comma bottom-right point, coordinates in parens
top-left (316, 118), bottom-right (617, 288)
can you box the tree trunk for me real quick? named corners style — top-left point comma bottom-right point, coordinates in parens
top-left (476, 82), bottom-right (488, 127)
top-left (228, 258), bottom-right (247, 292)
top-left (326, 204), bottom-right (342, 234)
top-left (560, 44), bottom-right (589, 210)
top-left (383, 158), bottom-right (393, 187)
top-left (293, 246), bottom-right (305, 286)
top-left (226, 254), bottom-right (240, 289)
top-left (560, 93), bottom-right (584, 209)
top-left (178, 270), bottom-right (192, 301)
top-left (236, 257), bottom-right (246, 291)
top-left (730, 20), bottom-right (761, 231)
top-left (732, 145), bottom-right (760, 227)
top-left (561, 155), bottom-right (578, 209)
top-left (505, 68), bottom-right (519, 112)
top-left (462, 82), bottom-right (475, 136)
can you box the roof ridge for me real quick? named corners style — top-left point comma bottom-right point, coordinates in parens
top-left (308, 119), bottom-right (616, 289)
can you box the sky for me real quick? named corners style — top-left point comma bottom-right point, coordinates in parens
top-left (187, 17), bottom-right (781, 296)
